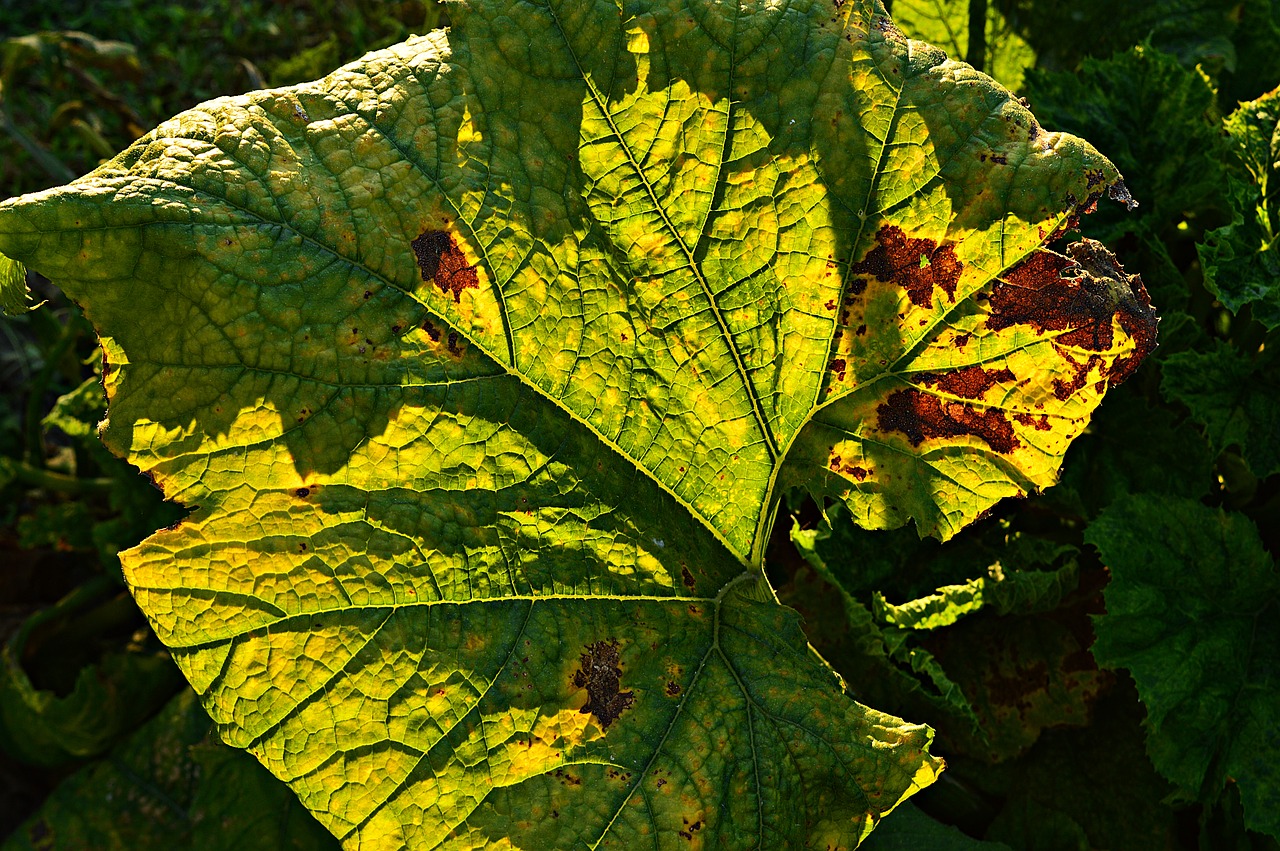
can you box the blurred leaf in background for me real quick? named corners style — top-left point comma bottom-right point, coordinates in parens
top-left (892, 0), bottom-right (1036, 90)
top-left (3, 690), bottom-right (340, 851)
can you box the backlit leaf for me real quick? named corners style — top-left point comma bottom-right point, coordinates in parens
top-left (1198, 87), bottom-right (1280, 330)
top-left (0, 1), bottom-right (1150, 846)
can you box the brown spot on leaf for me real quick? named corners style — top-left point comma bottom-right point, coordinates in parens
top-left (916, 366), bottom-right (1015, 399)
top-left (665, 681), bottom-right (682, 696)
top-left (572, 640), bottom-right (634, 730)
top-left (1052, 353), bottom-right (1102, 400)
top-left (295, 487), bottom-right (310, 498)
top-left (680, 566), bottom-right (696, 591)
top-left (1108, 179), bottom-right (1139, 211)
top-left (680, 818), bottom-right (705, 841)
top-left (877, 389), bottom-right (1019, 453)
top-left (422, 321), bottom-right (441, 342)
top-left (1013, 412), bottom-right (1052, 431)
top-left (828, 357), bottom-right (847, 381)
top-left (850, 225), bottom-right (963, 308)
top-left (412, 230), bottom-right (478, 302)
top-left (989, 241), bottom-right (1156, 385)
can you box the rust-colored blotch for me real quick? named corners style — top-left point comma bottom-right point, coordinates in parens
top-left (850, 224), bottom-right (963, 309)
top-left (412, 229), bottom-right (479, 302)
top-left (572, 639), bottom-right (635, 730)
top-left (877, 388), bottom-right (1019, 454)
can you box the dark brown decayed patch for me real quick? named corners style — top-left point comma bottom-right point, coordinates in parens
top-left (680, 566), bottom-right (696, 591)
top-left (917, 366), bottom-right (1015, 399)
top-left (827, 453), bottom-right (871, 481)
top-left (1052, 354), bottom-right (1103, 401)
top-left (850, 224), bottom-right (963, 308)
top-left (877, 389), bottom-right (1019, 453)
top-left (411, 230), bottom-right (478, 302)
top-left (989, 241), bottom-right (1156, 384)
top-left (572, 640), bottom-right (634, 730)
top-left (1014, 412), bottom-right (1052, 431)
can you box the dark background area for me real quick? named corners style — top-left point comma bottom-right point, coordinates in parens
top-left (0, 1), bottom-right (1277, 849)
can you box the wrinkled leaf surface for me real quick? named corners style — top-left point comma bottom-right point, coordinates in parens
top-left (0, 0), bottom-right (1151, 846)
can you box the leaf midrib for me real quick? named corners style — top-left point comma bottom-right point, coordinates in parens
top-left (543, 2), bottom-right (775, 462)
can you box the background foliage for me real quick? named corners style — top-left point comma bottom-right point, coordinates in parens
top-left (0, 1), bottom-right (1276, 848)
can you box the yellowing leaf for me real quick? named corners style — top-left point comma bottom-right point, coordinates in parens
top-left (0, 1), bottom-right (1153, 846)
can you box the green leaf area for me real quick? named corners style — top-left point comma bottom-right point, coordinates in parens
top-left (1088, 496), bottom-right (1280, 840)
top-left (0, 1), bottom-right (1153, 847)
top-left (0, 252), bottom-right (34, 316)
top-left (1162, 341), bottom-right (1280, 479)
top-left (1199, 86), bottom-right (1280, 330)
top-left (787, 511), bottom-right (1104, 766)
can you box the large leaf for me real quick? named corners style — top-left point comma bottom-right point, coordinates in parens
top-left (0, 1), bottom-right (1152, 846)
top-left (1087, 496), bottom-right (1280, 840)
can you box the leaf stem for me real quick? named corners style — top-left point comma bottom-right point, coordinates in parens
top-left (966, 0), bottom-right (988, 72)
top-left (2, 457), bottom-right (115, 493)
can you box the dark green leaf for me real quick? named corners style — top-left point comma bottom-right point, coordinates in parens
top-left (984, 683), bottom-right (1180, 851)
top-left (997, 0), bottom-right (1240, 76)
top-left (0, 580), bottom-right (182, 768)
top-left (862, 802), bottom-right (1012, 850)
top-left (2, 690), bottom-right (340, 851)
top-left (1161, 342), bottom-right (1280, 478)
top-left (1198, 87), bottom-right (1280, 330)
top-left (1087, 495), bottom-right (1280, 840)
top-left (1047, 390), bottom-right (1215, 518)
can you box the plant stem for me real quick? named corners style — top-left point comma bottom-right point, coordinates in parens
top-left (2, 458), bottom-right (115, 493)
top-left (966, 0), bottom-right (987, 72)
